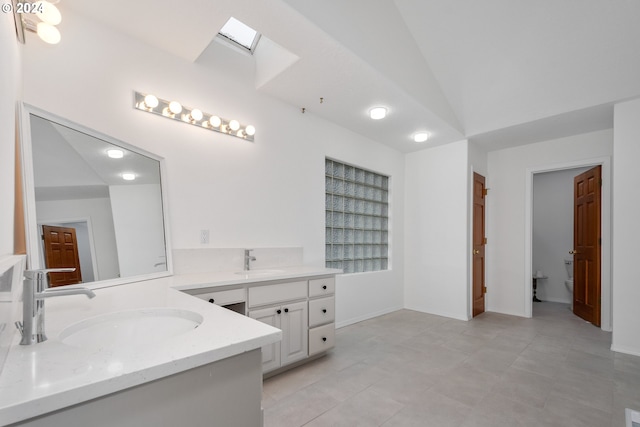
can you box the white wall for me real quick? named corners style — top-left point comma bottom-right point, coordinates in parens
top-left (36, 198), bottom-right (120, 281)
top-left (20, 11), bottom-right (405, 327)
top-left (0, 12), bottom-right (22, 374)
top-left (486, 129), bottom-right (612, 324)
top-left (532, 167), bottom-right (588, 303)
top-left (612, 98), bottom-right (640, 356)
top-left (0, 12), bottom-right (20, 257)
top-left (109, 184), bottom-right (166, 277)
top-left (405, 140), bottom-right (469, 320)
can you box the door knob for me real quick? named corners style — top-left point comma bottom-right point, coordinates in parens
top-left (473, 249), bottom-right (480, 255)
top-left (569, 250), bottom-right (578, 254)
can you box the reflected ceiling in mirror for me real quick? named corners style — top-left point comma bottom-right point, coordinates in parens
top-left (21, 105), bottom-right (172, 288)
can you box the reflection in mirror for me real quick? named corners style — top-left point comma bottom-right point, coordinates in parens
top-left (22, 106), bottom-right (171, 288)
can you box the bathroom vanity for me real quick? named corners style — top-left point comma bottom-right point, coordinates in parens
top-left (179, 270), bottom-right (336, 375)
top-left (0, 266), bottom-right (339, 426)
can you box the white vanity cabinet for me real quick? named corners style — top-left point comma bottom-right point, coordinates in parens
top-left (308, 278), bottom-right (336, 356)
top-left (248, 281), bottom-right (309, 373)
top-left (247, 276), bottom-right (336, 374)
top-left (249, 300), bottom-right (308, 372)
top-left (185, 273), bottom-right (337, 375)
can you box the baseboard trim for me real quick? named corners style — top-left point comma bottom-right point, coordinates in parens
top-left (336, 305), bottom-right (403, 329)
top-left (611, 344), bottom-right (640, 358)
top-left (403, 305), bottom-right (469, 321)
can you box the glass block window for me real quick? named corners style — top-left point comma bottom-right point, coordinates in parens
top-left (325, 158), bottom-right (389, 273)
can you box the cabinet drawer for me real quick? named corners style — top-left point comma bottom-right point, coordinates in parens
top-left (309, 277), bottom-right (335, 298)
top-left (194, 288), bottom-right (245, 306)
top-left (308, 323), bottom-right (335, 356)
top-left (248, 281), bottom-right (307, 308)
top-left (308, 296), bottom-right (335, 327)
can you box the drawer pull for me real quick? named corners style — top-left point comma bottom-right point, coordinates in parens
top-left (284, 308), bottom-right (289, 313)
top-left (322, 285), bottom-right (327, 290)
top-left (208, 298), bottom-right (215, 304)
top-left (276, 309), bottom-right (282, 314)
top-left (322, 337), bottom-right (327, 342)
top-left (322, 309), bottom-right (327, 313)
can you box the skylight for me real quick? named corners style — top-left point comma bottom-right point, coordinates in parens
top-left (218, 17), bottom-right (261, 53)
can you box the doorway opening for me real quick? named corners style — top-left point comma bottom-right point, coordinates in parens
top-left (524, 157), bottom-right (611, 331)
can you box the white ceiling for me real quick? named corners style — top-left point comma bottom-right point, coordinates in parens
top-left (63, 0), bottom-right (640, 152)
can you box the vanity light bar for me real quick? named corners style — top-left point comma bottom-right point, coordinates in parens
top-left (133, 91), bottom-right (255, 142)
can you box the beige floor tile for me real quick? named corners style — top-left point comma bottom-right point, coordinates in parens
top-left (260, 303), bottom-right (637, 427)
top-left (381, 389), bottom-right (470, 427)
top-left (264, 386), bottom-right (340, 427)
top-left (304, 387), bottom-right (403, 427)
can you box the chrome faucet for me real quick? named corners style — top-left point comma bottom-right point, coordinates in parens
top-left (15, 268), bottom-right (96, 345)
top-left (244, 249), bottom-right (256, 271)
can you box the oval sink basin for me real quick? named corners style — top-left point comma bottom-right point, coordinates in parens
top-left (59, 308), bottom-right (203, 351)
top-left (234, 269), bottom-right (285, 276)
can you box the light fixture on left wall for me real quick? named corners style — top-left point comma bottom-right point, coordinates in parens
top-left (13, 0), bottom-right (63, 45)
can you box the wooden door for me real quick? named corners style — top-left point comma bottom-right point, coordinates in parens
top-left (573, 166), bottom-right (601, 326)
top-left (248, 306), bottom-right (281, 372)
top-left (281, 300), bottom-right (308, 366)
top-left (42, 225), bottom-right (82, 287)
top-left (472, 173), bottom-right (486, 317)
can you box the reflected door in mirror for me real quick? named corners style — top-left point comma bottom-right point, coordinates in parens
top-left (42, 225), bottom-right (83, 286)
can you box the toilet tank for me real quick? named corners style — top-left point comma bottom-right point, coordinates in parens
top-left (564, 259), bottom-right (573, 279)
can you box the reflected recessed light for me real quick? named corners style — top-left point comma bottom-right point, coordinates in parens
top-left (107, 149), bottom-right (124, 159)
top-left (122, 173), bottom-right (136, 181)
top-left (413, 132), bottom-right (429, 143)
top-left (369, 107), bottom-right (387, 120)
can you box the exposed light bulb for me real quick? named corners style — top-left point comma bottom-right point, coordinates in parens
top-left (229, 119), bottom-right (240, 131)
top-left (107, 149), bottom-right (124, 159)
top-left (209, 116), bottom-right (221, 128)
top-left (143, 94), bottom-right (159, 109)
top-left (245, 125), bottom-right (256, 136)
top-left (369, 107), bottom-right (387, 120)
top-left (189, 108), bottom-right (203, 122)
top-left (35, 1), bottom-right (62, 25)
top-left (413, 132), bottom-right (429, 143)
top-left (122, 173), bottom-right (136, 181)
top-left (168, 101), bottom-right (182, 115)
top-left (36, 22), bottom-right (61, 44)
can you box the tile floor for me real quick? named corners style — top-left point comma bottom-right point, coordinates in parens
top-left (262, 302), bottom-right (640, 426)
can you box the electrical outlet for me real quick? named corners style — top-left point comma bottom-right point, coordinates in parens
top-left (200, 229), bottom-right (210, 244)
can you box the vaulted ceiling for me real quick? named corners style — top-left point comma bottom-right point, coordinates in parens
top-left (63, 0), bottom-right (640, 152)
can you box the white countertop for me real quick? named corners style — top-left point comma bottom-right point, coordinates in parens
top-left (0, 266), bottom-right (339, 426)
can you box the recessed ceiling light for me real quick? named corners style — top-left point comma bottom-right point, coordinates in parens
top-left (369, 107), bottom-right (387, 120)
top-left (122, 173), bottom-right (136, 181)
top-left (107, 149), bottom-right (124, 159)
top-left (413, 132), bottom-right (429, 143)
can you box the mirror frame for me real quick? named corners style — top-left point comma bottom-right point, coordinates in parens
top-left (18, 103), bottom-right (173, 289)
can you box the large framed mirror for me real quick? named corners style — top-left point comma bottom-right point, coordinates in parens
top-left (19, 104), bottom-right (172, 289)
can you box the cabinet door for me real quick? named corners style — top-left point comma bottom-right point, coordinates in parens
top-left (281, 300), bottom-right (308, 366)
top-left (249, 306), bottom-right (281, 373)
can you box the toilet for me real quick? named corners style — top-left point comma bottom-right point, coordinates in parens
top-left (564, 258), bottom-right (573, 309)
